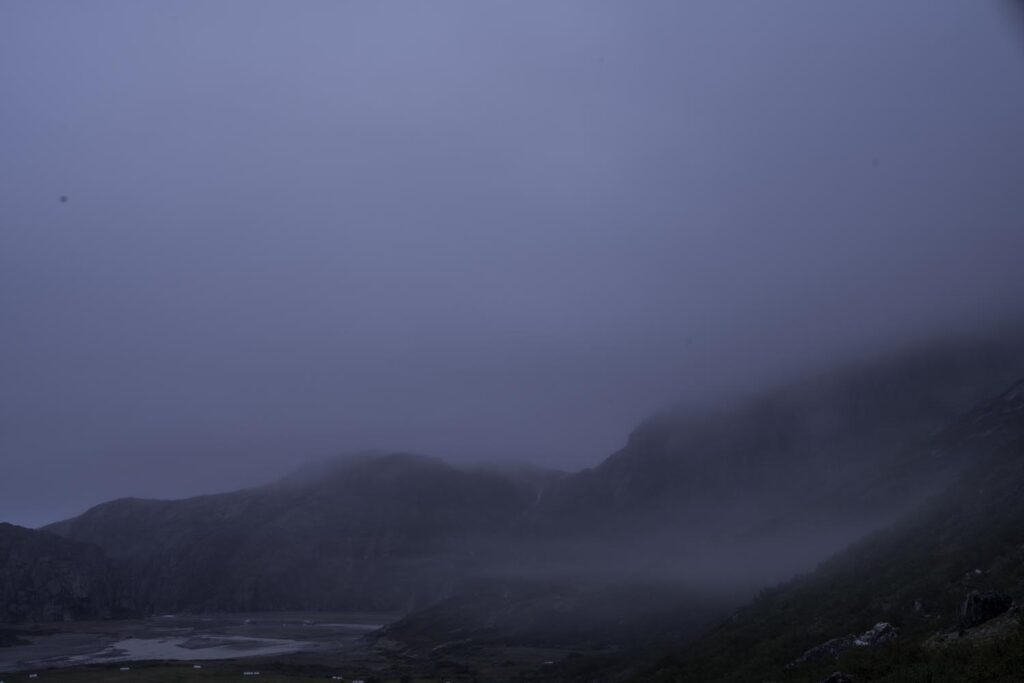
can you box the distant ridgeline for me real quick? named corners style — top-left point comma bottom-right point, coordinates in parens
top-left (2, 329), bottom-right (1023, 641)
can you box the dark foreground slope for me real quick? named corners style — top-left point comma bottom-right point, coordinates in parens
top-left (611, 379), bottom-right (1024, 683)
top-left (0, 523), bottom-right (129, 623)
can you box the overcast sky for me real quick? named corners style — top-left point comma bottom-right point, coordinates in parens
top-left (2, 1), bottom-right (1023, 528)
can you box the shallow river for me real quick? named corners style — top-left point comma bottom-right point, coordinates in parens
top-left (0, 612), bottom-right (392, 673)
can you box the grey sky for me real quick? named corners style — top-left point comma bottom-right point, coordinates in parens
top-left (2, 1), bottom-right (1023, 528)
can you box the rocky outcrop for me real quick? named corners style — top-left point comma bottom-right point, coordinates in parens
top-left (958, 591), bottom-right (1012, 630)
top-left (0, 523), bottom-right (124, 623)
top-left (820, 674), bottom-right (856, 683)
top-left (786, 635), bottom-right (856, 668)
top-left (787, 623), bottom-right (898, 669)
top-left (853, 621), bottom-right (898, 646)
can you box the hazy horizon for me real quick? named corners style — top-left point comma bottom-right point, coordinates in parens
top-left (4, 1), bottom-right (1024, 528)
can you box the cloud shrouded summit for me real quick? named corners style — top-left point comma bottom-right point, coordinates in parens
top-left (2, 0), bottom-right (1023, 527)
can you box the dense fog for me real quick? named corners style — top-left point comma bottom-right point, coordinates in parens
top-left (3, 1), bottom-right (1023, 530)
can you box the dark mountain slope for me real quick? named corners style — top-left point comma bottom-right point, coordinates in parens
top-left (378, 366), bottom-right (1024, 660)
top-left (530, 333), bottom-right (1024, 577)
top-left (628, 378), bottom-right (1024, 683)
top-left (46, 453), bottom-right (558, 613)
top-left (0, 523), bottom-right (128, 623)
top-left (42, 331), bottom-right (1024, 625)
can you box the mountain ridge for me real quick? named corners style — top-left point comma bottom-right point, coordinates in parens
top-left (22, 331), bottom-right (1024, 626)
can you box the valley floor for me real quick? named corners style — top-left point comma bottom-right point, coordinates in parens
top-left (0, 613), bottom-right (389, 676)
top-left (0, 613), bottom-right (591, 682)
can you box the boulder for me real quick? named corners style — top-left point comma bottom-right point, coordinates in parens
top-left (959, 591), bottom-right (1012, 629)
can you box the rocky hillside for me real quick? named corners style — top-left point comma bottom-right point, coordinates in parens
top-left (539, 334), bottom-right (1024, 530)
top-left (610, 378), bottom-right (1024, 683)
top-left (374, 339), bottom-right (1024, 655)
top-left (524, 334), bottom-right (1024, 582)
top-left (0, 523), bottom-right (126, 623)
